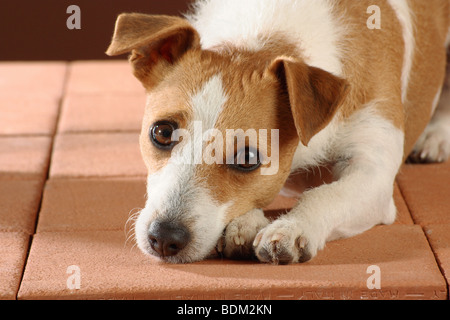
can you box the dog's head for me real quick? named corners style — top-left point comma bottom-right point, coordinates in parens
top-left (107, 13), bottom-right (347, 263)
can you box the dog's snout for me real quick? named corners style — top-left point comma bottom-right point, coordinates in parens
top-left (147, 220), bottom-right (190, 257)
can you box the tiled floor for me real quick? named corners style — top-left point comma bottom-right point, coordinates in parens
top-left (0, 61), bottom-right (449, 300)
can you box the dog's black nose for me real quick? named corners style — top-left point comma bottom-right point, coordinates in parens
top-left (147, 220), bottom-right (190, 257)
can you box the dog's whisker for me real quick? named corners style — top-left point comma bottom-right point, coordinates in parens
top-left (125, 208), bottom-right (142, 230)
top-left (124, 229), bottom-right (137, 249)
top-left (124, 207), bottom-right (142, 249)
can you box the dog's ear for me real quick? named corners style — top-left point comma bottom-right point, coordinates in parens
top-left (106, 13), bottom-right (200, 88)
top-left (267, 57), bottom-right (348, 146)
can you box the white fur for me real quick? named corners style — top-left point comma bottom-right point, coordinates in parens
top-left (136, 161), bottom-right (231, 263)
top-left (176, 73), bottom-right (227, 165)
top-left (186, 0), bottom-right (345, 76)
top-left (191, 73), bottom-right (227, 131)
top-left (387, 0), bottom-right (415, 103)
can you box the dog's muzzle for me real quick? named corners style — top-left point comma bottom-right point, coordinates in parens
top-left (147, 220), bottom-right (191, 258)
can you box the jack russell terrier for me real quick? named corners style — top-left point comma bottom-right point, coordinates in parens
top-left (107, 0), bottom-right (450, 264)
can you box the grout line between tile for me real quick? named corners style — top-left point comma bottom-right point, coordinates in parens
top-left (0, 133), bottom-right (53, 138)
top-left (15, 62), bottom-right (72, 300)
top-left (395, 178), bottom-right (418, 225)
top-left (53, 63), bottom-right (72, 137)
top-left (397, 178), bottom-right (450, 299)
top-left (420, 226), bottom-right (450, 300)
top-left (34, 63), bottom-right (71, 231)
top-left (14, 233), bottom-right (32, 300)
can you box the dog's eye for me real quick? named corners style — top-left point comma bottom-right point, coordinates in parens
top-left (232, 147), bottom-right (261, 172)
top-left (150, 121), bottom-right (177, 149)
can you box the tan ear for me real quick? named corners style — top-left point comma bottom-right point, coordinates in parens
top-left (267, 57), bottom-right (348, 146)
top-left (106, 13), bottom-right (200, 88)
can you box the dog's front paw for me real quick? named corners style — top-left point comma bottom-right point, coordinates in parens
top-left (253, 219), bottom-right (316, 264)
top-left (219, 209), bottom-right (269, 260)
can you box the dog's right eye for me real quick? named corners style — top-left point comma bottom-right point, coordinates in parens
top-left (150, 121), bottom-right (177, 149)
top-left (231, 147), bottom-right (261, 172)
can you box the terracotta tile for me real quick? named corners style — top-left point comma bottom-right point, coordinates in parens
top-left (58, 93), bottom-right (145, 133)
top-left (397, 162), bottom-right (450, 225)
top-left (0, 179), bottom-right (43, 233)
top-left (66, 61), bottom-right (144, 94)
top-left (18, 225), bottom-right (445, 300)
top-left (424, 224), bottom-right (450, 296)
top-left (0, 232), bottom-right (29, 300)
top-left (37, 178), bottom-right (146, 232)
top-left (0, 62), bottom-right (66, 97)
top-left (0, 136), bottom-right (52, 180)
top-left (49, 133), bottom-right (146, 179)
top-left (0, 95), bottom-right (60, 136)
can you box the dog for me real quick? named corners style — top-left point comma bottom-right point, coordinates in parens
top-left (106, 0), bottom-right (450, 264)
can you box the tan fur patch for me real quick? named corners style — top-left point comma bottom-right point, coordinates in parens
top-left (402, 0), bottom-right (449, 156)
top-left (333, 0), bottom-right (405, 128)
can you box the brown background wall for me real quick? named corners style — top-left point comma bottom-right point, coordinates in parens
top-left (0, 0), bottom-right (191, 61)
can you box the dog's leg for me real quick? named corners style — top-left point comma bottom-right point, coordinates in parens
top-left (409, 53), bottom-right (450, 163)
top-left (253, 108), bottom-right (404, 264)
top-left (219, 208), bottom-right (269, 259)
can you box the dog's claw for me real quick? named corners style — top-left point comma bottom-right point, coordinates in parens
top-left (234, 235), bottom-right (246, 246)
top-left (255, 235), bottom-right (294, 264)
top-left (253, 220), bottom-right (314, 264)
top-left (252, 232), bottom-right (263, 248)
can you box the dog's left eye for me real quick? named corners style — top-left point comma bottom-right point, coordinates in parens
top-left (232, 147), bottom-right (261, 172)
top-left (150, 121), bottom-right (177, 149)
